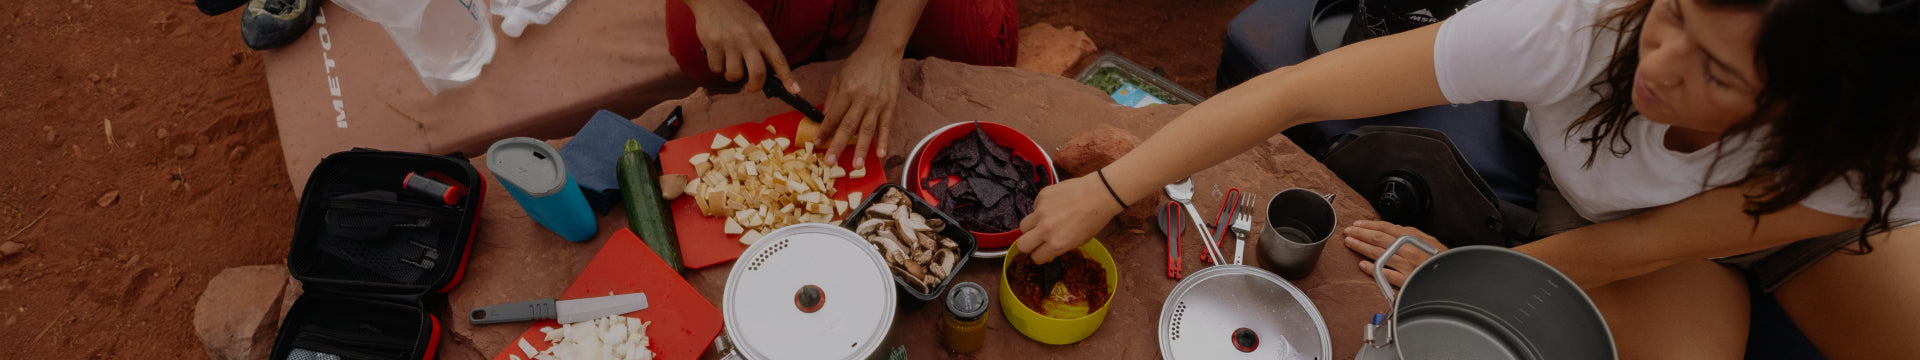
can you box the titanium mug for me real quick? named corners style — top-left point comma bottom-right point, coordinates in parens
top-left (1257, 189), bottom-right (1338, 279)
top-left (487, 137), bottom-right (598, 242)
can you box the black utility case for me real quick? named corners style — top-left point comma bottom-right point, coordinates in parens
top-left (270, 149), bottom-right (486, 360)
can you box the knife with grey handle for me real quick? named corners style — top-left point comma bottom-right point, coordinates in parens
top-left (469, 292), bottom-right (649, 325)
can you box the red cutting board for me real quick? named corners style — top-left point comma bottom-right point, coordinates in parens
top-left (659, 111), bottom-right (887, 269)
top-left (490, 229), bottom-right (722, 360)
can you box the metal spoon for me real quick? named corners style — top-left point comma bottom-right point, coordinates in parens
top-left (1164, 178), bottom-right (1225, 265)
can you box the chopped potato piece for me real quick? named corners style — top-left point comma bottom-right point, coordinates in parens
top-left (849, 168), bottom-right (868, 179)
top-left (732, 135), bottom-right (751, 148)
top-left (740, 229), bottom-right (764, 246)
top-left (797, 192), bottom-right (824, 204)
top-left (690, 153), bottom-right (711, 166)
top-left (724, 218), bottom-right (745, 234)
top-left (796, 118), bottom-right (820, 144)
top-left (711, 134), bottom-right (731, 149)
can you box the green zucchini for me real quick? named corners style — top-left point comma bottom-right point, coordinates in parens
top-left (617, 139), bottom-right (684, 272)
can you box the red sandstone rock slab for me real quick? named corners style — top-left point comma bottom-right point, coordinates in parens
top-left (438, 58), bottom-right (1386, 359)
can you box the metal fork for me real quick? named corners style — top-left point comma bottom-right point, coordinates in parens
top-left (1230, 192), bottom-right (1255, 265)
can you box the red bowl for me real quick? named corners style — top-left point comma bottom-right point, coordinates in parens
top-left (905, 122), bottom-right (1058, 249)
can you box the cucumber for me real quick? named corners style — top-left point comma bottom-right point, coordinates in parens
top-left (617, 139), bottom-right (684, 272)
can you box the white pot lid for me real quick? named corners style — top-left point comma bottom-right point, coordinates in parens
top-left (723, 223), bottom-right (896, 360)
top-left (1158, 265), bottom-right (1331, 360)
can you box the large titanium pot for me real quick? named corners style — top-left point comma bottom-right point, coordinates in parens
top-left (713, 223), bottom-right (898, 360)
top-left (1356, 236), bottom-right (1615, 360)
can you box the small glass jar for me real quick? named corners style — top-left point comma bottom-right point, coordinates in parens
top-left (942, 282), bottom-right (989, 353)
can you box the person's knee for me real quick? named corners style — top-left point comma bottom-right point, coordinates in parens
top-left (1588, 260), bottom-right (1748, 359)
top-left (1774, 227), bottom-right (1920, 359)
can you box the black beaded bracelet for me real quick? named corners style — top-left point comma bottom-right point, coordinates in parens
top-left (1097, 169), bottom-right (1128, 209)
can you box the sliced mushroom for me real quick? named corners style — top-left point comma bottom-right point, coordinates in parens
top-left (883, 189), bottom-right (910, 205)
top-left (892, 219), bottom-right (919, 253)
top-left (892, 265), bottom-right (919, 286)
top-left (927, 218), bottom-right (946, 232)
top-left (929, 261), bottom-right (950, 280)
top-left (865, 203), bottom-right (899, 218)
top-left (901, 212), bottom-right (932, 233)
top-left (936, 249), bottom-right (957, 276)
top-left (855, 218), bottom-right (887, 236)
top-left (938, 236), bottom-right (958, 250)
top-left (869, 229), bottom-right (908, 260)
top-left (913, 247), bottom-right (934, 263)
top-left (905, 259), bottom-right (927, 279)
top-left (916, 231), bottom-right (937, 251)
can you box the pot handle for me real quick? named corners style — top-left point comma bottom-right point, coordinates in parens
top-left (1374, 236), bottom-right (1438, 305)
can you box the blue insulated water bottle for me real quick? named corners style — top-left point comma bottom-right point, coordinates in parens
top-left (487, 137), bottom-right (598, 242)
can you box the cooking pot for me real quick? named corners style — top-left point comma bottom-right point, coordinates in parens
top-left (713, 223), bottom-right (898, 360)
top-left (1357, 236), bottom-right (1615, 360)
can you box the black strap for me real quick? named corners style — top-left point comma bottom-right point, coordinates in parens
top-left (1097, 169), bottom-right (1128, 209)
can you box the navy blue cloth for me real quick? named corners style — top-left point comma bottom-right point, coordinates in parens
top-left (1219, 0), bottom-right (1539, 208)
top-left (559, 110), bottom-right (667, 214)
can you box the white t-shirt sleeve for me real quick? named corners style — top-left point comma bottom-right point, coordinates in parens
top-left (1801, 171), bottom-right (1920, 219)
top-left (1433, 0), bottom-right (1606, 105)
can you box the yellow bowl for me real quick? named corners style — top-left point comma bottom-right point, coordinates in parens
top-left (1000, 238), bottom-right (1120, 345)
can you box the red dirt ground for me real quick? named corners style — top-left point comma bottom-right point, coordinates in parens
top-left (0, 0), bottom-right (1252, 357)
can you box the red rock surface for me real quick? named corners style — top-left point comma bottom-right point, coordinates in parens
top-left (0, 0), bottom-right (1266, 357)
top-left (192, 265), bottom-right (290, 360)
top-left (1015, 23), bottom-right (1100, 77)
top-left (439, 59), bottom-right (1387, 359)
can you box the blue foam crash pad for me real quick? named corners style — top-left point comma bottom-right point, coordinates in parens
top-left (559, 110), bottom-right (667, 214)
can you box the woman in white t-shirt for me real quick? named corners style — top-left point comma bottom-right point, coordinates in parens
top-left (1012, 0), bottom-right (1919, 356)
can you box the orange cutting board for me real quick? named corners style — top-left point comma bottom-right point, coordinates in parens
top-left (658, 111), bottom-right (887, 269)
top-left (489, 229), bottom-right (722, 360)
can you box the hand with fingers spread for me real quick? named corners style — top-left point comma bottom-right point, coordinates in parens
top-left (1342, 220), bottom-right (1449, 287)
top-left (818, 46), bottom-right (902, 170)
top-left (1012, 177), bottom-right (1127, 264)
top-left (685, 0), bottom-right (800, 95)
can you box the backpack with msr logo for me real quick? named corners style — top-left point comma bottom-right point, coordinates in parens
top-left (1341, 0), bottom-right (1471, 44)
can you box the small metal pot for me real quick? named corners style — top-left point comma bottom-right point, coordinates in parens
top-left (1357, 236), bottom-right (1615, 360)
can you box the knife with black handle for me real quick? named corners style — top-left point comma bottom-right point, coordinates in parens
top-left (764, 77), bottom-right (827, 122)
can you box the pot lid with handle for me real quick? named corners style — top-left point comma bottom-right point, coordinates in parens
top-left (1159, 264), bottom-right (1331, 360)
top-left (722, 223), bottom-right (898, 360)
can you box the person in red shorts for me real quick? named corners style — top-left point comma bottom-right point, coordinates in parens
top-left (666, 0), bottom-right (1019, 171)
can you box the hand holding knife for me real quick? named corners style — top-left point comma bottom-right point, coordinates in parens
top-left (764, 77), bottom-right (826, 122)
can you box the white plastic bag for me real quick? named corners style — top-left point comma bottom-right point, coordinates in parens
top-left (333, 0), bottom-right (496, 93)
top-left (492, 0), bottom-right (573, 38)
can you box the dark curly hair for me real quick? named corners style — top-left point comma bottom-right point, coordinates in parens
top-left (1576, 0), bottom-right (1920, 252)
